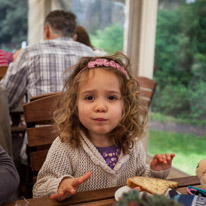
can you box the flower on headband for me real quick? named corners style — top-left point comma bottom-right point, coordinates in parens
top-left (88, 61), bottom-right (96, 68)
top-left (95, 58), bottom-right (104, 66)
top-left (109, 61), bottom-right (117, 68)
top-left (102, 59), bottom-right (110, 67)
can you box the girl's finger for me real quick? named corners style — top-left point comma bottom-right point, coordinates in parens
top-left (164, 154), bottom-right (169, 163)
top-left (166, 153), bottom-right (171, 160)
top-left (150, 158), bottom-right (158, 168)
top-left (171, 153), bottom-right (175, 159)
top-left (153, 154), bottom-right (162, 162)
top-left (50, 192), bottom-right (63, 200)
top-left (80, 171), bottom-right (92, 182)
top-left (73, 171), bottom-right (91, 187)
top-left (50, 189), bottom-right (73, 201)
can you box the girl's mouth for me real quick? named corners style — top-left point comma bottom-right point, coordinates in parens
top-left (94, 118), bottom-right (106, 121)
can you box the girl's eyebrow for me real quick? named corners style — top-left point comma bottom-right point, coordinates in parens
top-left (80, 90), bottom-right (96, 94)
top-left (80, 90), bottom-right (121, 95)
top-left (107, 91), bottom-right (121, 95)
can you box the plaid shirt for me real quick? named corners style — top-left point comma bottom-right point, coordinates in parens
top-left (0, 49), bottom-right (13, 66)
top-left (0, 37), bottom-right (96, 109)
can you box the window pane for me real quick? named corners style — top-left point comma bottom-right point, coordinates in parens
top-left (0, 0), bottom-right (28, 51)
top-left (69, 0), bottom-right (126, 54)
top-left (149, 0), bottom-right (206, 175)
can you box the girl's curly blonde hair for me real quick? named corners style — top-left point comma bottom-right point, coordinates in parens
top-left (53, 52), bottom-right (148, 154)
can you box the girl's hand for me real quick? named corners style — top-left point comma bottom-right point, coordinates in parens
top-left (50, 171), bottom-right (91, 201)
top-left (150, 153), bottom-right (175, 171)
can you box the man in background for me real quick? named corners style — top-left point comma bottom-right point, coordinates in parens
top-left (0, 10), bottom-right (95, 110)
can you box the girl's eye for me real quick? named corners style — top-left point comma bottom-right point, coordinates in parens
top-left (85, 96), bottom-right (94, 101)
top-left (108, 96), bottom-right (117, 100)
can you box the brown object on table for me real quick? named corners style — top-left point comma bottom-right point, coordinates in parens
top-left (23, 93), bottom-right (61, 184)
top-left (3, 176), bottom-right (201, 206)
top-left (0, 66), bottom-right (8, 80)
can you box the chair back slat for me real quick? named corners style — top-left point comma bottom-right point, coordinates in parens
top-left (136, 76), bottom-right (156, 89)
top-left (27, 126), bottom-right (57, 147)
top-left (30, 150), bottom-right (49, 172)
top-left (136, 76), bottom-right (157, 108)
top-left (139, 90), bottom-right (154, 99)
top-left (30, 92), bottom-right (61, 102)
top-left (23, 93), bottom-right (61, 124)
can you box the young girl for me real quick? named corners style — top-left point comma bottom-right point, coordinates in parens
top-left (33, 52), bottom-right (175, 201)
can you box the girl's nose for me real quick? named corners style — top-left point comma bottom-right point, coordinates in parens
top-left (95, 100), bottom-right (107, 112)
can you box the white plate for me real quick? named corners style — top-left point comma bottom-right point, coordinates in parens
top-left (115, 186), bottom-right (132, 201)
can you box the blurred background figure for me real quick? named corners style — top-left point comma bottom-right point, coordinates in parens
top-left (0, 86), bottom-right (13, 158)
top-left (0, 144), bottom-right (20, 205)
top-left (0, 49), bottom-right (13, 66)
top-left (75, 25), bottom-right (107, 56)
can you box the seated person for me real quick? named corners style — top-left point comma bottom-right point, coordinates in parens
top-left (75, 25), bottom-right (107, 56)
top-left (0, 10), bottom-right (96, 110)
top-left (0, 49), bottom-right (13, 67)
top-left (0, 145), bottom-right (20, 205)
top-left (33, 52), bottom-right (175, 201)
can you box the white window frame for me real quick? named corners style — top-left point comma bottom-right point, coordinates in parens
top-left (124, 0), bottom-right (158, 152)
top-left (124, 0), bottom-right (158, 79)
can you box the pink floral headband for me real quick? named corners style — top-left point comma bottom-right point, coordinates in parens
top-left (79, 58), bottom-right (129, 79)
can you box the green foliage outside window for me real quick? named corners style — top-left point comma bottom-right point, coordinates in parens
top-left (90, 23), bottom-right (123, 55)
top-left (0, 0), bottom-right (28, 51)
top-left (152, 0), bottom-right (206, 120)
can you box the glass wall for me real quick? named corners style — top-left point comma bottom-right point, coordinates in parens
top-left (149, 0), bottom-right (206, 175)
top-left (66, 0), bottom-right (126, 54)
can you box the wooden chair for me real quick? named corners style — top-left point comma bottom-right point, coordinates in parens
top-left (136, 76), bottom-right (157, 108)
top-left (0, 66), bottom-right (8, 80)
top-left (135, 76), bottom-right (157, 153)
top-left (23, 93), bottom-right (61, 184)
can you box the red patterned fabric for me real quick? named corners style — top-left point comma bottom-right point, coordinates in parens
top-left (0, 49), bottom-right (13, 66)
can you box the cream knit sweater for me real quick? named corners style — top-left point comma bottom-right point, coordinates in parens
top-left (33, 134), bottom-right (169, 198)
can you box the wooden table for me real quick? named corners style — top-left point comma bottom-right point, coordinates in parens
top-left (3, 176), bottom-right (200, 206)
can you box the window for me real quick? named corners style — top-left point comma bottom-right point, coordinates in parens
top-left (149, 0), bottom-right (206, 175)
top-left (0, 0), bottom-right (28, 51)
top-left (65, 0), bottom-right (126, 54)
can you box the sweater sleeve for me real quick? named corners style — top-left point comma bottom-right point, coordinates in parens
top-left (32, 137), bottom-right (75, 198)
top-left (134, 141), bottom-right (169, 178)
top-left (0, 145), bottom-right (20, 205)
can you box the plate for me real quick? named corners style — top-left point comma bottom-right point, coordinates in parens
top-left (115, 186), bottom-right (132, 201)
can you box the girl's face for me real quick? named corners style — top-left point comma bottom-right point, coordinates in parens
top-left (77, 68), bottom-right (124, 142)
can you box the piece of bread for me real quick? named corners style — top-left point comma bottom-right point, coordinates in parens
top-left (127, 176), bottom-right (179, 195)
